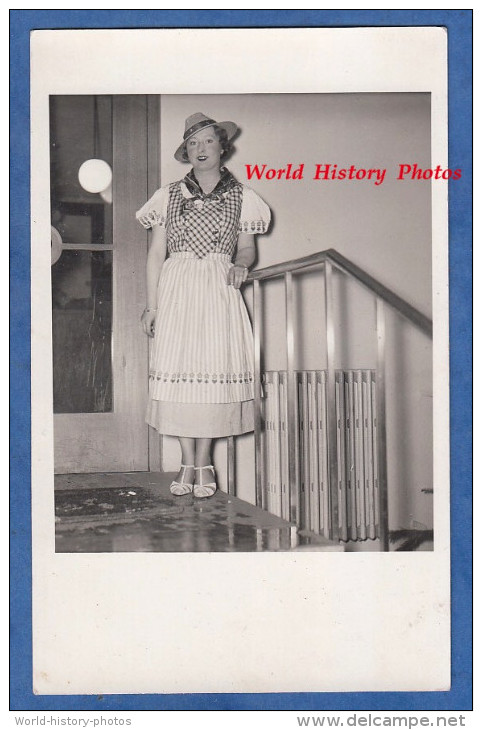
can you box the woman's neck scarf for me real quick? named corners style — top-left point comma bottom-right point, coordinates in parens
top-left (183, 167), bottom-right (239, 201)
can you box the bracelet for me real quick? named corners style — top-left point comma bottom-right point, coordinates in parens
top-left (233, 264), bottom-right (248, 272)
top-left (144, 308), bottom-right (157, 313)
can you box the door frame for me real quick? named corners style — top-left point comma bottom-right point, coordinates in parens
top-left (146, 96), bottom-right (162, 472)
top-left (54, 95), bottom-right (160, 474)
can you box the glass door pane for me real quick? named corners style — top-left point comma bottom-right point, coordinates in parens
top-left (50, 95), bottom-right (113, 244)
top-left (50, 95), bottom-right (114, 414)
top-left (52, 250), bottom-right (112, 413)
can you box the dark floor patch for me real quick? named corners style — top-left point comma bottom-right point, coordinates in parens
top-left (55, 485), bottom-right (183, 523)
top-left (55, 472), bottom-right (299, 553)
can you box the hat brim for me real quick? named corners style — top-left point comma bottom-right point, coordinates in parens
top-left (174, 121), bottom-right (238, 162)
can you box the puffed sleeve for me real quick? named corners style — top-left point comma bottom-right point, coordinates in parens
top-left (238, 187), bottom-right (271, 234)
top-left (135, 186), bottom-right (169, 229)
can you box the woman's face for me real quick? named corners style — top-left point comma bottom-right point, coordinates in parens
top-left (185, 127), bottom-right (222, 173)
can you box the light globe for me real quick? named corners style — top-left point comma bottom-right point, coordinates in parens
top-left (78, 159), bottom-right (112, 194)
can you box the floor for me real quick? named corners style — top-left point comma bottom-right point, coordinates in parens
top-left (55, 471), bottom-right (341, 553)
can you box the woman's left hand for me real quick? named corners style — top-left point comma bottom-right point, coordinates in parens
top-left (227, 264), bottom-right (248, 289)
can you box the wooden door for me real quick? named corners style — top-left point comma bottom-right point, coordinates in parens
top-left (52, 95), bottom-right (158, 473)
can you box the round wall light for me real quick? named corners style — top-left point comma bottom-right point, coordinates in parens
top-left (51, 225), bottom-right (63, 265)
top-left (78, 159), bottom-right (112, 194)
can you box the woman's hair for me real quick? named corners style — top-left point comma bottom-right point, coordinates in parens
top-left (180, 124), bottom-right (233, 162)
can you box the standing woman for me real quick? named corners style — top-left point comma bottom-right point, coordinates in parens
top-left (136, 113), bottom-right (271, 498)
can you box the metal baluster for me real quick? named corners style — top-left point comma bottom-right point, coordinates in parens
top-left (376, 297), bottom-right (389, 551)
top-left (324, 260), bottom-right (339, 541)
top-left (253, 279), bottom-right (264, 508)
top-left (285, 271), bottom-right (299, 525)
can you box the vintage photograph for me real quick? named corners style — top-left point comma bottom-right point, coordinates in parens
top-left (51, 92), bottom-right (433, 554)
top-left (30, 26), bottom-right (451, 696)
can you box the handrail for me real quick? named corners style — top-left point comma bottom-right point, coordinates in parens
top-left (247, 248), bottom-right (432, 338)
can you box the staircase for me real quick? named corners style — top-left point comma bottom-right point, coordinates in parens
top-left (227, 249), bottom-right (433, 552)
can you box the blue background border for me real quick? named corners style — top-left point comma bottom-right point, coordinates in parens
top-left (10, 9), bottom-right (472, 712)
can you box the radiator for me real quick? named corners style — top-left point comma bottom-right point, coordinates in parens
top-left (263, 370), bottom-right (379, 541)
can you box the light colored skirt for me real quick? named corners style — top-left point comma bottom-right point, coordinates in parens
top-left (146, 251), bottom-right (255, 438)
top-left (146, 400), bottom-right (254, 438)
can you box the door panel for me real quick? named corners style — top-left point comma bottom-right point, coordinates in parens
top-left (53, 95), bottom-right (153, 473)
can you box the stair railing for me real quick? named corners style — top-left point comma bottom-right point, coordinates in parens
top-left (226, 249), bottom-right (432, 551)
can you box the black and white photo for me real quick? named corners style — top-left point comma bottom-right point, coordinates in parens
top-left (31, 27), bottom-right (450, 695)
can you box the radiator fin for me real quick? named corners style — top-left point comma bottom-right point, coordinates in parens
top-left (262, 370), bottom-right (378, 541)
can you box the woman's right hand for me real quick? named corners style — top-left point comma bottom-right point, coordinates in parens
top-left (141, 309), bottom-right (157, 338)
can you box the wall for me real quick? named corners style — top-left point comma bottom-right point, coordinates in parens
top-left (157, 93), bottom-right (433, 535)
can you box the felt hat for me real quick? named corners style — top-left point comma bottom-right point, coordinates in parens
top-left (174, 112), bottom-right (238, 162)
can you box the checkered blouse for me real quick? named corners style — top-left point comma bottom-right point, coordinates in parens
top-left (136, 168), bottom-right (271, 259)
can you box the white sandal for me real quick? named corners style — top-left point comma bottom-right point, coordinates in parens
top-left (170, 464), bottom-right (194, 496)
top-left (193, 465), bottom-right (217, 499)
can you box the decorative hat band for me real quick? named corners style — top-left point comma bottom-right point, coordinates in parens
top-left (183, 118), bottom-right (217, 140)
